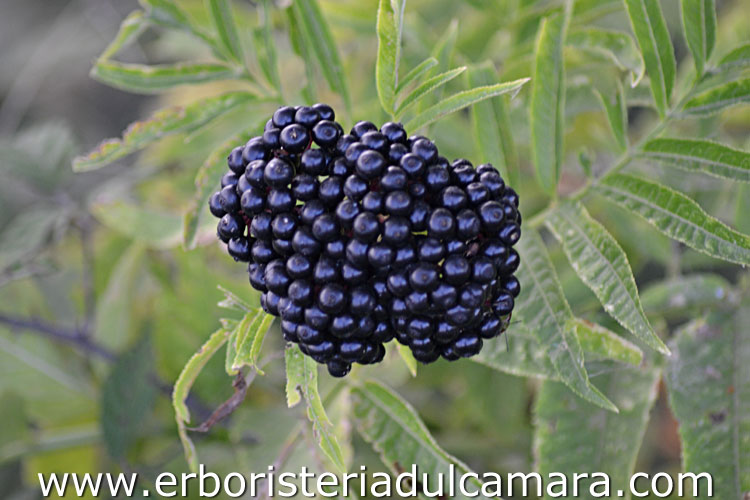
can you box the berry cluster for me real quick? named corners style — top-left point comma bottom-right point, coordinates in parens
top-left (209, 104), bottom-right (521, 377)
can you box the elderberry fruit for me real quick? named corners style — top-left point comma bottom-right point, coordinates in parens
top-left (208, 104), bottom-right (522, 377)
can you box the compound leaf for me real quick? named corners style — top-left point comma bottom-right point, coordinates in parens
top-left (91, 60), bottom-right (239, 94)
top-left (405, 78), bottom-right (529, 132)
top-left (284, 344), bottom-right (345, 472)
top-left (718, 43), bottom-right (750, 70)
top-left (545, 201), bottom-right (667, 354)
top-left (351, 380), bottom-right (493, 499)
top-left (467, 63), bottom-right (515, 181)
top-left (641, 138), bottom-right (750, 182)
top-left (217, 285), bottom-right (254, 313)
top-left (375, 0), bottom-right (405, 114)
top-left (640, 274), bottom-right (734, 316)
top-left (567, 28), bottom-right (644, 85)
top-left (595, 173), bottom-right (750, 265)
top-left (254, 0), bottom-right (281, 88)
top-left (665, 312), bottom-right (750, 499)
top-left (535, 363), bottom-right (661, 496)
top-left (683, 78), bottom-right (750, 115)
top-left (140, 0), bottom-right (220, 53)
top-left (100, 10), bottom-right (148, 61)
top-left (680, 0), bottom-right (716, 76)
top-left (73, 91), bottom-right (256, 171)
top-left (396, 343), bottom-right (418, 377)
top-left (232, 310), bottom-right (272, 373)
top-left (594, 80), bottom-right (628, 152)
top-left (395, 57), bottom-right (438, 96)
top-left (173, 327), bottom-right (231, 471)
top-left (623, 0), bottom-right (676, 117)
top-left (396, 66), bottom-right (467, 117)
top-left (516, 229), bottom-right (617, 411)
top-left (206, 0), bottom-right (244, 62)
top-left (530, 9), bottom-right (569, 196)
top-left (472, 323), bottom-right (558, 380)
top-left (573, 318), bottom-right (643, 366)
top-left (225, 328), bottom-right (239, 376)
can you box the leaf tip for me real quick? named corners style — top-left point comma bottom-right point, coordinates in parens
top-left (656, 342), bottom-right (672, 356)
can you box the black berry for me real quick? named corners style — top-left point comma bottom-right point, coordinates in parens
top-left (208, 104), bottom-right (521, 374)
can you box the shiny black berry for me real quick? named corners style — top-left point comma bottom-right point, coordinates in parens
top-left (209, 105), bottom-right (522, 375)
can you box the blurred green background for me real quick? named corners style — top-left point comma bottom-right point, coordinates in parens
top-left (1, 0), bottom-right (749, 498)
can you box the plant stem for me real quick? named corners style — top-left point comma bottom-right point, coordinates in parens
top-left (77, 216), bottom-right (96, 336)
top-left (0, 313), bottom-right (114, 360)
top-left (529, 86), bottom-right (697, 228)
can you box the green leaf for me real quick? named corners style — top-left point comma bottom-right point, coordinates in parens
top-left (73, 91), bottom-right (256, 171)
top-left (530, 7), bottom-right (569, 196)
top-left (641, 137), bottom-right (750, 182)
top-left (232, 310), bottom-right (273, 373)
top-left (217, 285), bottom-right (253, 312)
top-left (289, 0), bottom-right (350, 110)
top-left (395, 57), bottom-right (437, 96)
top-left (665, 312), bottom-right (750, 499)
top-left (91, 201), bottom-right (182, 249)
top-left (405, 78), bottom-right (529, 132)
top-left (183, 126), bottom-right (258, 249)
top-left (718, 43), bottom-right (750, 70)
top-left (595, 173), bottom-right (750, 265)
top-left (225, 328), bottom-right (239, 376)
top-left (516, 229), bottom-right (617, 411)
top-left (285, 346), bottom-right (303, 408)
top-left (284, 344), bottom-right (346, 472)
top-left (0, 209), bottom-right (65, 273)
top-left (140, 0), bottom-right (219, 53)
top-left (594, 80), bottom-right (628, 152)
top-left (99, 10), bottom-right (148, 61)
top-left (395, 343), bottom-right (417, 377)
top-left (254, 0), bottom-right (281, 89)
top-left (738, 183), bottom-right (750, 235)
top-left (395, 66), bottom-right (467, 117)
top-left (101, 336), bottom-right (156, 459)
top-left (375, 0), bottom-right (405, 114)
top-left (91, 60), bottom-right (239, 95)
top-left (466, 63), bottom-right (514, 181)
top-left (431, 19), bottom-right (458, 70)
top-left (641, 274), bottom-right (734, 316)
top-left (472, 323), bottom-right (558, 379)
top-left (351, 380), bottom-right (493, 499)
top-left (286, 7), bottom-right (316, 103)
top-left (411, 20), bottom-right (458, 121)
top-left (94, 244), bottom-right (145, 351)
top-left (474, 318), bottom-right (641, 378)
top-left (680, 0), bottom-right (716, 76)
top-left (683, 78), bottom-right (750, 115)
top-left (545, 201), bottom-right (667, 354)
top-left (567, 28), bottom-right (644, 85)
top-left (206, 0), bottom-right (244, 63)
top-left (573, 318), bottom-right (643, 366)
top-left (0, 122), bottom-right (76, 186)
top-left (623, 0), bottom-right (676, 117)
top-left (173, 327), bottom-right (231, 471)
top-left (535, 363), bottom-right (661, 496)
top-left (0, 392), bottom-right (29, 449)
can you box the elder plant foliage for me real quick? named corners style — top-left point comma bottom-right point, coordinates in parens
top-left (2, 0), bottom-right (749, 498)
